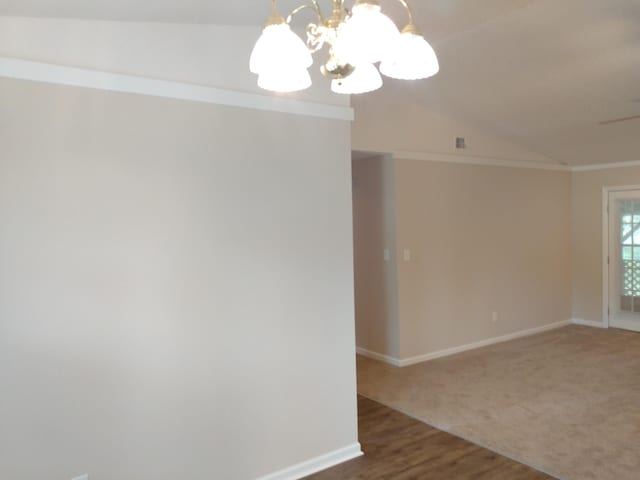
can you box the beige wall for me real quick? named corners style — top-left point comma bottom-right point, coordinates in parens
top-left (352, 156), bottom-right (399, 358)
top-left (395, 159), bottom-right (572, 358)
top-left (0, 78), bottom-right (357, 480)
top-left (350, 154), bottom-right (573, 362)
top-left (351, 93), bottom-right (574, 362)
top-left (352, 150), bottom-right (640, 362)
top-left (572, 167), bottom-right (640, 323)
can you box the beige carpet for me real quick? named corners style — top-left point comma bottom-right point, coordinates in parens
top-left (357, 326), bottom-right (640, 480)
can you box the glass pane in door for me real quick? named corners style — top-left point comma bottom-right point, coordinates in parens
top-left (619, 200), bottom-right (640, 313)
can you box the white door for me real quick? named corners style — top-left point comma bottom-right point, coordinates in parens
top-left (609, 190), bottom-right (640, 332)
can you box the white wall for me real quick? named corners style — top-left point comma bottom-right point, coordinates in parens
top-left (0, 76), bottom-right (358, 479)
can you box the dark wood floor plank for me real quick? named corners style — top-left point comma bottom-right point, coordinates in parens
top-left (305, 396), bottom-right (555, 480)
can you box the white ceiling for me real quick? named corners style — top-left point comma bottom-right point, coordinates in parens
top-left (0, 0), bottom-right (265, 25)
top-left (0, 0), bottom-right (534, 34)
top-left (0, 0), bottom-right (638, 165)
top-left (410, 0), bottom-right (640, 165)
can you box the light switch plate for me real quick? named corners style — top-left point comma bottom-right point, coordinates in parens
top-left (403, 249), bottom-right (411, 262)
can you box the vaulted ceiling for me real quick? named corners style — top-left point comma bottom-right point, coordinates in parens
top-left (0, 0), bottom-right (638, 165)
top-left (408, 0), bottom-right (640, 165)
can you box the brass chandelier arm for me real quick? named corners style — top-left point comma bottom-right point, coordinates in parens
top-left (357, 0), bottom-right (419, 32)
top-left (286, 2), bottom-right (325, 24)
top-left (392, 0), bottom-right (415, 26)
top-left (310, 0), bottom-right (325, 19)
top-left (273, 0), bottom-right (417, 29)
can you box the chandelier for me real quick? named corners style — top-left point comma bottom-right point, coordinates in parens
top-left (250, 0), bottom-right (439, 94)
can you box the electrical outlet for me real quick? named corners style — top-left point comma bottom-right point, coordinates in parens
top-left (492, 311), bottom-right (498, 323)
top-left (71, 475), bottom-right (89, 480)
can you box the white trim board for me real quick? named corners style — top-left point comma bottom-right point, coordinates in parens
top-left (393, 151), bottom-right (571, 172)
top-left (573, 160), bottom-right (640, 172)
top-left (0, 57), bottom-right (354, 122)
top-left (572, 318), bottom-right (608, 328)
top-left (255, 443), bottom-right (362, 480)
top-left (389, 150), bottom-right (640, 173)
top-left (602, 187), bottom-right (611, 329)
top-left (356, 347), bottom-right (402, 367)
top-left (357, 320), bottom-right (572, 368)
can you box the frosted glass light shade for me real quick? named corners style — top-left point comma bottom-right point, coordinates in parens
top-left (380, 32), bottom-right (439, 80)
top-left (250, 23), bottom-right (313, 74)
top-left (258, 67), bottom-right (312, 93)
top-left (338, 3), bottom-right (399, 66)
top-left (331, 63), bottom-right (383, 95)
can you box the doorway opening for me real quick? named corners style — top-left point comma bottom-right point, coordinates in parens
top-left (604, 186), bottom-right (640, 332)
top-left (351, 150), bottom-right (400, 363)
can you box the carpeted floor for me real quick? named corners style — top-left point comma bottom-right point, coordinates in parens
top-left (357, 325), bottom-right (640, 480)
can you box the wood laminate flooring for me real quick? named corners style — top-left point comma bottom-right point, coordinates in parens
top-left (305, 396), bottom-right (554, 480)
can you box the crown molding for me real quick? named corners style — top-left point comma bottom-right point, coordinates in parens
top-left (571, 160), bottom-right (640, 172)
top-left (393, 150), bottom-right (571, 171)
top-left (0, 57), bottom-right (354, 122)
top-left (391, 151), bottom-right (640, 173)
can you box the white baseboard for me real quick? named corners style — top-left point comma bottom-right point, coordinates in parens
top-left (255, 443), bottom-right (363, 480)
top-left (357, 320), bottom-right (573, 368)
top-left (398, 320), bottom-right (572, 367)
top-left (356, 347), bottom-right (402, 367)
top-left (572, 318), bottom-right (608, 328)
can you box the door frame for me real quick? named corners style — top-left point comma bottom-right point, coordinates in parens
top-left (602, 185), bottom-right (640, 328)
